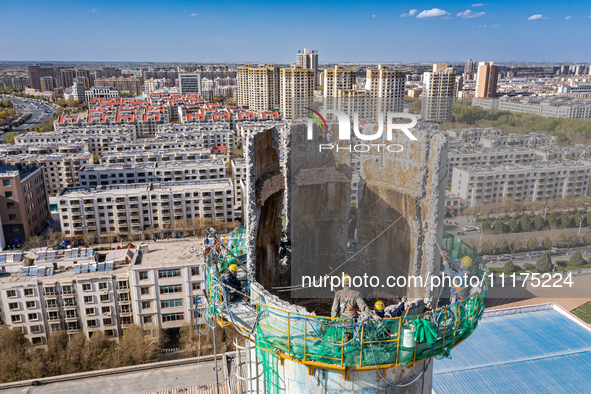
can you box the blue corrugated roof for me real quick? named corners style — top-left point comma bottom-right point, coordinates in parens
top-left (433, 304), bottom-right (591, 394)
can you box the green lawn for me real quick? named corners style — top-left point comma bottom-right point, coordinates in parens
top-left (572, 302), bottom-right (591, 325)
top-left (555, 260), bottom-right (591, 270)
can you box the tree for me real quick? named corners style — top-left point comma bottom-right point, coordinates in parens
top-left (533, 214), bottom-right (545, 231)
top-left (555, 233), bottom-right (568, 249)
top-left (536, 252), bottom-right (553, 273)
top-left (523, 263), bottom-right (536, 270)
top-left (481, 239), bottom-right (494, 256)
top-left (22, 235), bottom-right (44, 256)
top-left (520, 215), bottom-right (532, 232)
top-left (509, 239), bottom-right (522, 254)
top-left (496, 237), bottom-right (510, 254)
top-left (542, 236), bottom-right (553, 251)
top-left (411, 99), bottom-right (422, 113)
top-left (586, 211), bottom-right (591, 227)
top-left (4, 132), bottom-right (17, 144)
top-left (179, 320), bottom-right (202, 357)
top-left (45, 228), bottom-right (62, 250)
top-left (547, 213), bottom-right (559, 229)
top-left (493, 220), bottom-right (506, 234)
top-left (466, 238), bottom-right (477, 251)
top-left (560, 211), bottom-right (572, 229)
top-left (508, 217), bottom-right (521, 233)
top-left (570, 250), bottom-right (586, 266)
top-left (119, 324), bottom-right (160, 366)
top-left (503, 260), bottom-right (516, 273)
top-left (584, 231), bottom-right (591, 250)
top-left (567, 235), bottom-right (580, 252)
top-left (0, 327), bottom-right (27, 383)
top-left (527, 235), bottom-right (538, 252)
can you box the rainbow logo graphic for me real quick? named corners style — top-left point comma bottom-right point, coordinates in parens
top-left (305, 107), bottom-right (328, 132)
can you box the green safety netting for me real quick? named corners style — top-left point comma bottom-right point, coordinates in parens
top-left (204, 232), bottom-right (487, 388)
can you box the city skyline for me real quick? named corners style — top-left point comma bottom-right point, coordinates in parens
top-left (3, 0), bottom-right (591, 63)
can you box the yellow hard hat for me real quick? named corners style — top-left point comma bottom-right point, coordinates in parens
top-left (375, 301), bottom-right (385, 311)
top-left (461, 256), bottom-right (473, 267)
top-left (342, 274), bottom-right (351, 285)
top-left (229, 264), bottom-right (238, 272)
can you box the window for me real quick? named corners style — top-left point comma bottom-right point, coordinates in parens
top-left (139, 271), bottom-right (148, 280)
top-left (49, 311), bottom-right (59, 321)
top-left (24, 288), bottom-right (34, 296)
top-left (140, 287), bottom-right (150, 295)
top-left (6, 290), bottom-right (16, 298)
top-left (9, 302), bottom-right (18, 310)
top-left (84, 296), bottom-right (93, 303)
top-left (26, 301), bottom-right (35, 309)
top-left (158, 269), bottom-right (181, 279)
top-left (85, 307), bottom-right (95, 315)
top-left (142, 301), bottom-right (151, 309)
top-left (82, 283), bottom-right (91, 291)
top-left (9, 214), bottom-right (17, 221)
top-left (103, 318), bottom-right (112, 326)
top-left (5, 191), bottom-right (13, 198)
top-left (28, 313), bottom-right (38, 321)
top-left (65, 310), bottom-right (77, 319)
top-left (191, 267), bottom-right (200, 276)
top-left (161, 299), bottom-right (183, 308)
top-left (160, 285), bottom-right (182, 294)
top-left (105, 329), bottom-right (115, 337)
top-left (3, 179), bottom-right (11, 186)
top-left (101, 306), bottom-right (111, 314)
top-left (11, 315), bottom-right (21, 323)
top-left (121, 316), bottom-right (132, 325)
top-left (7, 202), bottom-right (15, 209)
top-left (99, 282), bottom-right (108, 290)
top-left (100, 294), bottom-right (109, 302)
top-left (31, 337), bottom-right (43, 345)
top-left (87, 319), bottom-right (97, 327)
top-left (46, 299), bottom-right (58, 308)
top-left (192, 282), bottom-right (201, 291)
top-left (162, 313), bottom-right (184, 323)
top-left (143, 316), bottom-right (152, 324)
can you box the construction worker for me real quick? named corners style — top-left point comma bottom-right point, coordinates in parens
top-left (220, 264), bottom-right (242, 302)
top-left (374, 299), bottom-right (406, 319)
top-left (441, 253), bottom-right (472, 302)
top-left (331, 274), bottom-right (381, 323)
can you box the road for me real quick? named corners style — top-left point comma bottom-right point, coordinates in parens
top-left (0, 95), bottom-right (57, 139)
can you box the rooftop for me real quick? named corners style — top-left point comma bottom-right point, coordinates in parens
top-left (58, 179), bottom-right (232, 197)
top-left (433, 303), bottom-right (591, 394)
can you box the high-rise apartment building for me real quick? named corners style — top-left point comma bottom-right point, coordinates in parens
top-left (323, 66), bottom-right (356, 98)
top-left (280, 65), bottom-right (315, 120)
top-left (61, 69), bottom-right (75, 89)
top-left (464, 58), bottom-right (477, 74)
top-left (75, 70), bottom-right (92, 88)
top-left (177, 73), bottom-right (202, 96)
top-left (236, 64), bottom-right (281, 112)
top-left (421, 64), bottom-right (456, 123)
top-left (296, 49), bottom-right (318, 90)
top-left (364, 65), bottom-right (406, 117)
top-left (27, 64), bottom-right (56, 91)
top-left (40, 76), bottom-right (55, 92)
top-left (475, 62), bottom-right (499, 98)
top-left (94, 77), bottom-right (142, 96)
top-left (0, 164), bottom-right (50, 245)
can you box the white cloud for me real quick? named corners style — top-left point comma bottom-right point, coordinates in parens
top-left (565, 16), bottom-right (573, 20)
top-left (191, 13), bottom-right (197, 16)
top-left (416, 8), bottom-right (450, 18)
top-left (478, 25), bottom-right (487, 27)
top-left (492, 24), bottom-right (501, 27)
top-left (472, 3), bottom-right (484, 6)
top-left (528, 14), bottom-right (547, 20)
top-left (457, 9), bottom-right (486, 18)
top-left (372, 14), bottom-right (376, 18)
top-left (87, 9), bottom-right (96, 12)
top-left (400, 9), bottom-right (417, 17)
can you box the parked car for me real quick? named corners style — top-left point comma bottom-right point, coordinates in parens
top-left (497, 254), bottom-right (512, 261)
top-left (463, 226), bottom-right (476, 232)
top-left (526, 252), bottom-right (541, 259)
top-left (551, 247), bottom-right (561, 254)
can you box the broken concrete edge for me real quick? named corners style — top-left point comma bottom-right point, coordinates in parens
top-left (244, 123), bottom-right (310, 316)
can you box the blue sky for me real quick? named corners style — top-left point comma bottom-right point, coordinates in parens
top-left (3, 0), bottom-right (591, 62)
